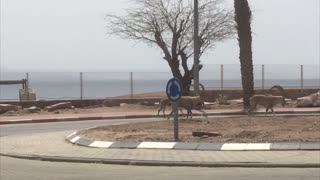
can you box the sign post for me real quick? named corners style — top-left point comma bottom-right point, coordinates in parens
top-left (166, 78), bottom-right (183, 141)
top-left (194, 0), bottom-right (200, 95)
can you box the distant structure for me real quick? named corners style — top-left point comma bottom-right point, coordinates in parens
top-left (0, 79), bottom-right (36, 101)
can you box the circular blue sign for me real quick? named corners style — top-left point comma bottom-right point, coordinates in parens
top-left (166, 78), bottom-right (183, 102)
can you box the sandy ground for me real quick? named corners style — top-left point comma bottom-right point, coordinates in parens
top-left (78, 115), bottom-right (320, 143)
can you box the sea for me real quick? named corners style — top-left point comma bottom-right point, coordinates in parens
top-left (1, 64), bottom-right (319, 100)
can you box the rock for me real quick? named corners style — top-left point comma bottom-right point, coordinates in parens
top-left (26, 106), bottom-right (41, 113)
top-left (296, 91), bottom-right (320, 107)
top-left (192, 131), bottom-right (222, 137)
top-left (229, 99), bottom-right (243, 104)
top-left (120, 103), bottom-right (127, 107)
top-left (215, 94), bottom-right (230, 105)
top-left (0, 104), bottom-right (21, 114)
top-left (3, 110), bottom-right (18, 116)
top-left (203, 102), bottom-right (214, 109)
top-left (43, 102), bottom-right (73, 112)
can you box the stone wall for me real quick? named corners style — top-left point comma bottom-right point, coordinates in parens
top-left (204, 87), bottom-right (320, 102)
top-left (1, 87), bottom-right (319, 108)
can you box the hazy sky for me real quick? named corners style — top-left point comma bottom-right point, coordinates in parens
top-left (0, 0), bottom-right (319, 72)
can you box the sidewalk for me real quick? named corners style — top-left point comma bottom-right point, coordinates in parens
top-left (1, 107), bottom-right (320, 125)
top-left (0, 131), bottom-right (319, 168)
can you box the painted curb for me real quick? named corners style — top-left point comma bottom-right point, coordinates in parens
top-left (1, 153), bottom-right (319, 168)
top-left (1, 110), bottom-right (319, 125)
top-left (66, 131), bottom-right (320, 151)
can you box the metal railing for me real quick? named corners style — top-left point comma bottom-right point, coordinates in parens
top-left (0, 64), bottom-right (319, 100)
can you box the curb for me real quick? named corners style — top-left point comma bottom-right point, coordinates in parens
top-left (66, 131), bottom-right (320, 151)
top-left (1, 153), bottom-right (319, 168)
top-left (1, 110), bottom-right (320, 125)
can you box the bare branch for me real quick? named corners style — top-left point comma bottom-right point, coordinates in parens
top-left (106, 0), bottom-right (235, 77)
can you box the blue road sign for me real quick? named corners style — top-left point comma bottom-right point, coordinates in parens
top-left (166, 78), bottom-right (183, 102)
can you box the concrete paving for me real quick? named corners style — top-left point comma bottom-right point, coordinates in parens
top-left (1, 131), bottom-right (319, 168)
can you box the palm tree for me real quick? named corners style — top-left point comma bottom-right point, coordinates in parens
top-left (234, 0), bottom-right (254, 109)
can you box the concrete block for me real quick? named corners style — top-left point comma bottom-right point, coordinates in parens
top-left (75, 138), bottom-right (94, 146)
top-left (174, 143), bottom-right (200, 150)
top-left (109, 142), bottom-right (141, 149)
top-left (271, 143), bottom-right (300, 150)
top-left (221, 143), bottom-right (247, 150)
top-left (138, 142), bottom-right (176, 149)
top-left (245, 143), bottom-right (271, 150)
top-left (88, 141), bottom-right (114, 148)
top-left (196, 143), bottom-right (223, 150)
top-left (300, 143), bottom-right (320, 150)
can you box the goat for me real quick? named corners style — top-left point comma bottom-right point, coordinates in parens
top-left (248, 85), bottom-right (286, 115)
top-left (167, 96), bottom-right (207, 120)
top-left (157, 98), bottom-right (183, 117)
top-left (248, 95), bottom-right (285, 115)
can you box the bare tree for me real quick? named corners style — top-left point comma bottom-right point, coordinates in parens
top-left (234, 0), bottom-right (254, 109)
top-left (106, 0), bottom-right (235, 89)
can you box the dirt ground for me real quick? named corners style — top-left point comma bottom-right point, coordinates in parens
top-left (1, 91), bottom-right (318, 143)
top-left (0, 98), bottom-right (298, 118)
top-left (1, 89), bottom-right (300, 117)
top-left (78, 115), bottom-right (320, 143)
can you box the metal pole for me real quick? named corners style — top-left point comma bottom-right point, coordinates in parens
top-left (26, 72), bottom-right (29, 89)
top-left (262, 64), bottom-right (265, 90)
top-left (80, 72), bottom-right (83, 99)
top-left (26, 72), bottom-right (29, 100)
top-left (319, 63), bottom-right (320, 88)
top-left (130, 72), bottom-right (133, 98)
top-left (193, 0), bottom-right (200, 95)
top-left (300, 64), bottom-right (303, 91)
top-left (173, 101), bottom-right (179, 141)
top-left (220, 64), bottom-right (224, 90)
top-left (0, 0), bottom-right (2, 100)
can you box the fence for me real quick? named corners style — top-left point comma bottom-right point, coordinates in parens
top-left (0, 64), bottom-right (319, 100)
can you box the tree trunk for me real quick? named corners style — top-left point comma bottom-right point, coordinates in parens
top-left (234, 0), bottom-right (254, 109)
top-left (181, 72), bottom-right (192, 93)
top-left (168, 61), bottom-right (192, 92)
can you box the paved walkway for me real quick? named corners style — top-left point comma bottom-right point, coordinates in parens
top-left (1, 107), bottom-right (320, 125)
top-left (0, 131), bottom-right (319, 167)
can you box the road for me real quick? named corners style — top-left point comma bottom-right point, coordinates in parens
top-left (0, 118), bottom-right (319, 180)
top-left (0, 118), bottom-right (161, 137)
top-left (1, 156), bottom-right (319, 180)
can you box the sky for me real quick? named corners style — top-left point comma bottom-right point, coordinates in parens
top-left (0, 0), bottom-right (319, 72)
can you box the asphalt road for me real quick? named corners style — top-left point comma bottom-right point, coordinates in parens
top-left (1, 156), bottom-right (319, 180)
top-left (0, 118), bottom-right (161, 137)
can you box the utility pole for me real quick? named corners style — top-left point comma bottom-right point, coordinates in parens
top-left (193, 0), bottom-right (200, 95)
top-left (0, 0), bottom-right (2, 99)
